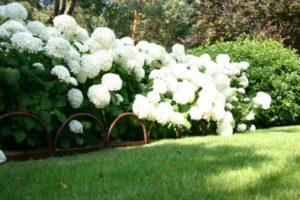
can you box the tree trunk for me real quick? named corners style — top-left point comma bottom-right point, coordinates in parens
top-left (54, 0), bottom-right (60, 16)
top-left (67, 0), bottom-right (77, 15)
top-left (59, 0), bottom-right (67, 14)
top-left (131, 9), bottom-right (139, 43)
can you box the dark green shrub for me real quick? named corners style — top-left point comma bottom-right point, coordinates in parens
top-left (189, 37), bottom-right (300, 127)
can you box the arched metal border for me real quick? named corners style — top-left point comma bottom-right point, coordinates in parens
top-left (107, 112), bottom-right (149, 144)
top-left (0, 112), bottom-right (54, 154)
top-left (54, 113), bottom-right (107, 150)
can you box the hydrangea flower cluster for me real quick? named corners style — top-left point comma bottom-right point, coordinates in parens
top-left (0, 150), bottom-right (6, 164)
top-left (69, 120), bottom-right (83, 134)
top-left (132, 44), bottom-right (272, 136)
top-left (0, 2), bottom-right (272, 136)
top-left (0, 3), bottom-right (143, 110)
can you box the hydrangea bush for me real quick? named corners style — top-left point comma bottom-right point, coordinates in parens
top-left (0, 3), bottom-right (144, 148)
top-left (0, 3), bottom-right (272, 150)
top-left (132, 46), bottom-right (271, 136)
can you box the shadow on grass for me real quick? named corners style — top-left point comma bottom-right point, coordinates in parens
top-left (0, 140), bottom-right (298, 200)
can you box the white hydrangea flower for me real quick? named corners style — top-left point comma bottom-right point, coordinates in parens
top-left (90, 27), bottom-right (116, 49)
top-left (11, 32), bottom-right (43, 53)
top-left (101, 73), bottom-right (122, 91)
top-left (87, 84), bottom-right (111, 108)
top-left (0, 26), bottom-right (10, 38)
top-left (153, 79), bottom-right (168, 94)
top-left (0, 150), bottom-right (6, 164)
top-left (171, 112), bottom-right (185, 126)
top-left (245, 111), bottom-right (255, 121)
top-left (53, 14), bottom-right (77, 39)
top-left (250, 124), bottom-right (256, 131)
top-left (67, 88), bottom-right (83, 109)
top-left (236, 123), bottom-right (247, 132)
top-left (4, 3), bottom-right (28, 21)
top-left (0, 6), bottom-right (6, 18)
top-left (171, 43), bottom-right (186, 62)
top-left (154, 102), bottom-right (174, 125)
top-left (1, 20), bottom-right (27, 35)
top-left (237, 88), bottom-right (245, 94)
top-left (253, 92), bottom-right (272, 110)
top-left (132, 94), bottom-right (156, 120)
top-left (173, 81), bottom-right (195, 104)
top-left (216, 54), bottom-right (230, 65)
top-left (239, 76), bottom-right (249, 88)
top-left (32, 63), bottom-right (45, 71)
top-left (40, 27), bottom-right (61, 41)
top-left (115, 93), bottom-right (123, 105)
top-left (189, 106), bottom-right (203, 120)
top-left (45, 37), bottom-right (71, 58)
top-left (69, 120), bottom-right (83, 134)
top-left (147, 91), bottom-right (161, 103)
top-left (51, 65), bottom-right (70, 82)
top-left (119, 37), bottom-right (134, 46)
top-left (217, 112), bottom-right (234, 136)
top-left (26, 21), bottom-right (45, 36)
top-left (134, 66), bottom-right (145, 82)
top-left (75, 26), bottom-right (89, 42)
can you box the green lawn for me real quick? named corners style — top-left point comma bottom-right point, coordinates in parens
top-left (0, 126), bottom-right (299, 200)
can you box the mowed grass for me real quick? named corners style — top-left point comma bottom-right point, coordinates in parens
top-left (0, 126), bottom-right (299, 200)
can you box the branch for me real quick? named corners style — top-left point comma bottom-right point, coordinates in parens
top-left (54, 0), bottom-right (60, 16)
top-left (59, 0), bottom-right (67, 14)
top-left (67, 0), bottom-right (77, 15)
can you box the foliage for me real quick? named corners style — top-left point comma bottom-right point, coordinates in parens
top-left (189, 37), bottom-right (300, 127)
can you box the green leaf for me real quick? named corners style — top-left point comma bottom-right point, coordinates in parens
top-left (26, 135), bottom-right (36, 147)
top-left (59, 137), bottom-right (71, 149)
top-left (40, 111), bottom-right (51, 124)
top-left (1, 126), bottom-right (12, 137)
top-left (13, 131), bottom-right (26, 143)
top-left (55, 110), bottom-right (67, 123)
top-left (55, 95), bottom-right (66, 108)
top-left (1, 68), bottom-right (21, 84)
top-left (23, 118), bottom-right (36, 130)
top-left (40, 97), bottom-right (52, 110)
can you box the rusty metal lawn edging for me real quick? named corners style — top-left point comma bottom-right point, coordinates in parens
top-left (0, 112), bottom-right (54, 160)
top-left (0, 112), bottom-right (156, 161)
top-left (107, 112), bottom-right (149, 144)
top-left (54, 113), bottom-right (108, 155)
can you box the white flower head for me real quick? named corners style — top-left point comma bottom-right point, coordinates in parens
top-left (154, 102), bottom-right (174, 125)
top-left (32, 63), bottom-right (45, 71)
top-left (53, 14), bottom-right (77, 39)
top-left (26, 21), bottom-right (46, 36)
top-left (245, 111), bottom-right (255, 121)
top-left (87, 84), bottom-right (111, 108)
top-left (147, 91), bottom-right (161, 103)
top-left (237, 123), bottom-right (247, 132)
top-left (51, 65), bottom-right (70, 82)
top-left (4, 3), bottom-right (28, 21)
top-left (173, 81), bottom-right (196, 105)
top-left (45, 37), bottom-right (71, 58)
top-left (11, 32), bottom-right (43, 53)
top-left (69, 120), bottom-right (83, 134)
top-left (0, 150), bottom-right (6, 164)
top-left (67, 88), bottom-right (83, 109)
top-left (91, 27), bottom-right (116, 49)
top-left (253, 92), bottom-right (272, 110)
top-left (40, 27), bottom-right (61, 41)
top-left (250, 124), bottom-right (256, 131)
top-left (217, 111), bottom-right (234, 136)
top-left (75, 26), bottom-right (89, 42)
top-left (101, 73), bottom-right (123, 91)
top-left (2, 20), bottom-right (27, 35)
